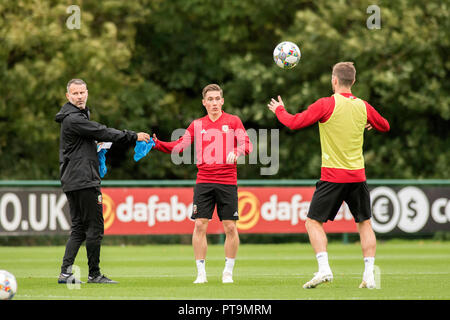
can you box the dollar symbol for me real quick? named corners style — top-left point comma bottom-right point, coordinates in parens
top-left (407, 199), bottom-right (417, 221)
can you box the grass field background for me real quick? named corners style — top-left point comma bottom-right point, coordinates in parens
top-left (2, 240), bottom-right (449, 300)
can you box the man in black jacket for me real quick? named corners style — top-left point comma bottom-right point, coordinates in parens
top-left (55, 79), bottom-right (150, 284)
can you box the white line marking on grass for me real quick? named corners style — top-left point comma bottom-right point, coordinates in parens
top-left (18, 294), bottom-right (448, 300)
top-left (17, 294), bottom-right (188, 300)
top-left (16, 271), bottom-right (450, 280)
top-left (4, 254), bottom-right (449, 264)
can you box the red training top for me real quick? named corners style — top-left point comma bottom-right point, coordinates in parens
top-left (154, 111), bottom-right (253, 185)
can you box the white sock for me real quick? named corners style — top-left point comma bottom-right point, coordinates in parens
top-left (364, 257), bottom-right (375, 275)
top-left (196, 259), bottom-right (206, 274)
top-left (316, 252), bottom-right (331, 273)
top-left (223, 257), bottom-right (235, 274)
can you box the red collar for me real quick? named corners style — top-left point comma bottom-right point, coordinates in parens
top-left (338, 92), bottom-right (356, 99)
top-left (206, 111), bottom-right (225, 123)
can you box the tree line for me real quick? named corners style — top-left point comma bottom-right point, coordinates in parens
top-left (0, 0), bottom-right (448, 181)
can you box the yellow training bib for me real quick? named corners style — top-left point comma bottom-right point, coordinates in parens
top-left (319, 94), bottom-right (367, 170)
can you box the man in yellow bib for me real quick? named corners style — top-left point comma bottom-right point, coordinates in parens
top-left (268, 62), bottom-right (390, 289)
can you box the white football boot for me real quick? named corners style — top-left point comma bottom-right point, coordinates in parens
top-left (222, 272), bottom-right (234, 284)
top-left (359, 271), bottom-right (376, 289)
top-left (302, 270), bottom-right (333, 289)
top-left (193, 272), bottom-right (208, 284)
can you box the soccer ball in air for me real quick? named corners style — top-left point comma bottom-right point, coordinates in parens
top-left (0, 270), bottom-right (17, 300)
top-left (273, 41), bottom-right (301, 69)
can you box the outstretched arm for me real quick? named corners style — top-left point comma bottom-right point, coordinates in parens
top-left (70, 113), bottom-right (150, 143)
top-left (153, 122), bottom-right (195, 154)
top-left (268, 95), bottom-right (331, 130)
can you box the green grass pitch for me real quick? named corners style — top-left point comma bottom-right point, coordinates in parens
top-left (2, 240), bottom-right (449, 300)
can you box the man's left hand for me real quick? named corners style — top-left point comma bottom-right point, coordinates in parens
top-left (226, 151), bottom-right (238, 164)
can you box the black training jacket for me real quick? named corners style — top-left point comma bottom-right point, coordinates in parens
top-left (55, 102), bottom-right (137, 192)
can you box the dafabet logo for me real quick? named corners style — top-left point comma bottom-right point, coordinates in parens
top-left (101, 193), bottom-right (115, 230)
top-left (101, 191), bottom-right (263, 231)
top-left (236, 191), bottom-right (260, 230)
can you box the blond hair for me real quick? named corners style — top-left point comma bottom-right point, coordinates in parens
top-left (332, 62), bottom-right (356, 87)
top-left (202, 84), bottom-right (223, 98)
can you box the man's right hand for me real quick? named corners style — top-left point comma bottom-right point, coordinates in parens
top-left (137, 132), bottom-right (150, 142)
top-left (267, 95), bottom-right (284, 113)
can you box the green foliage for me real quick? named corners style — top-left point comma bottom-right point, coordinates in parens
top-left (0, 0), bottom-right (448, 180)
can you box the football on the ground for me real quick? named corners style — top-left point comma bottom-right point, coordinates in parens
top-left (0, 270), bottom-right (17, 300)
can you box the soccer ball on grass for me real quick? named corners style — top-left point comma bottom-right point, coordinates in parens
top-left (0, 270), bottom-right (17, 300)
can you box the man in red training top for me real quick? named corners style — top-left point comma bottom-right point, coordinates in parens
top-left (268, 62), bottom-right (390, 289)
top-left (153, 84), bottom-right (252, 284)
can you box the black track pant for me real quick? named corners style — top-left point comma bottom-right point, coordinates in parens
top-left (60, 187), bottom-right (104, 278)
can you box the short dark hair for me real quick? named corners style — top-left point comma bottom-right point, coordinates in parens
top-left (202, 84), bottom-right (223, 98)
top-left (332, 62), bottom-right (356, 87)
top-left (67, 79), bottom-right (87, 92)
